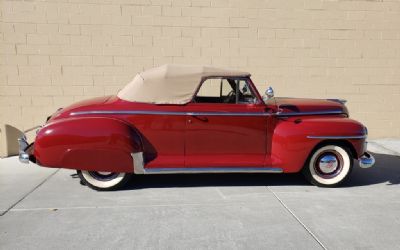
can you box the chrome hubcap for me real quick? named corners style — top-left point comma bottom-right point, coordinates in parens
top-left (318, 154), bottom-right (338, 174)
top-left (314, 151), bottom-right (343, 179)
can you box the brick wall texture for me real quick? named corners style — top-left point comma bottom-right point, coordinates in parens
top-left (0, 0), bottom-right (399, 138)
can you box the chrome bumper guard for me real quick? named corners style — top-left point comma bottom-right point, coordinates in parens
top-left (18, 135), bottom-right (30, 164)
top-left (359, 152), bottom-right (375, 169)
top-left (17, 125), bottom-right (41, 164)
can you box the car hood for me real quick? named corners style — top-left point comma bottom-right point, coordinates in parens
top-left (274, 97), bottom-right (348, 115)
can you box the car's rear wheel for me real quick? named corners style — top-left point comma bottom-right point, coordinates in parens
top-left (303, 144), bottom-right (353, 187)
top-left (77, 170), bottom-right (131, 191)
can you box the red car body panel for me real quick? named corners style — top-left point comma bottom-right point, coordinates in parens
top-left (270, 116), bottom-right (365, 172)
top-left (34, 117), bottom-right (142, 172)
top-left (32, 78), bottom-right (367, 174)
top-left (184, 103), bottom-right (268, 168)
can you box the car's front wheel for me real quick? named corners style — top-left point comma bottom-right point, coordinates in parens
top-left (77, 170), bottom-right (131, 191)
top-left (303, 144), bottom-right (353, 187)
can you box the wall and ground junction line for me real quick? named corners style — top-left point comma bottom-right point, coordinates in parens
top-left (0, 0), bottom-right (399, 138)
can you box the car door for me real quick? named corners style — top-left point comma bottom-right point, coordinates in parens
top-left (185, 77), bottom-right (268, 168)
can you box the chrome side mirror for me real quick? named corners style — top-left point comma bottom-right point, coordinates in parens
top-left (263, 86), bottom-right (274, 101)
top-left (266, 86), bottom-right (274, 98)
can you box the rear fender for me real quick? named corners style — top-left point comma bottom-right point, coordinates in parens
top-left (271, 117), bottom-right (366, 173)
top-left (34, 117), bottom-right (142, 173)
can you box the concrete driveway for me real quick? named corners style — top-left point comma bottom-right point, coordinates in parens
top-left (0, 142), bottom-right (399, 250)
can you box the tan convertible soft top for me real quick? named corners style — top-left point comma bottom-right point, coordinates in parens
top-left (117, 64), bottom-right (250, 104)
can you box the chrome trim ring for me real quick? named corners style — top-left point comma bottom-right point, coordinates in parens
top-left (314, 151), bottom-right (343, 179)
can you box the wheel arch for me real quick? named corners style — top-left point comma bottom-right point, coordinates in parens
top-left (308, 139), bottom-right (358, 160)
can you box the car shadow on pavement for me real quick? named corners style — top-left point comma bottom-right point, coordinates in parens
top-left (118, 152), bottom-right (400, 190)
top-left (344, 152), bottom-right (400, 187)
top-left (124, 173), bottom-right (307, 190)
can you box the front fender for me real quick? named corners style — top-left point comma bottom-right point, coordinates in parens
top-left (34, 117), bottom-right (142, 173)
top-left (271, 117), bottom-right (366, 173)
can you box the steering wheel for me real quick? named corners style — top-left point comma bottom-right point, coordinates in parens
top-left (224, 90), bottom-right (236, 103)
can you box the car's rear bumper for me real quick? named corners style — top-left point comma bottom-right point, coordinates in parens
top-left (18, 136), bottom-right (30, 163)
top-left (17, 125), bottom-right (41, 164)
top-left (359, 152), bottom-right (375, 168)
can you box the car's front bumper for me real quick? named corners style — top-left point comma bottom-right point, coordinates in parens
top-left (359, 152), bottom-right (375, 168)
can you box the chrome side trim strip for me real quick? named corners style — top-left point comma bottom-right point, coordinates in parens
top-left (71, 110), bottom-right (270, 117)
top-left (142, 167), bottom-right (283, 174)
top-left (71, 110), bottom-right (188, 116)
top-left (276, 110), bottom-right (344, 117)
top-left (186, 112), bottom-right (269, 117)
top-left (307, 135), bottom-right (367, 139)
top-left (71, 110), bottom-right (344, 117)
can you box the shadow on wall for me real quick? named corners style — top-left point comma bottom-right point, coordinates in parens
top-left (70, 152), bottom-right (400, 190)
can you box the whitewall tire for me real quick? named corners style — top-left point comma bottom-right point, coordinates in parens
top-left (78, 170), bottom-right (131, 191)
top-left (303, 144), bottom-right (353, 187)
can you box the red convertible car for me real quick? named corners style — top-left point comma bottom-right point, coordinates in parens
top-left (17, 64), bottom-right (374, 190)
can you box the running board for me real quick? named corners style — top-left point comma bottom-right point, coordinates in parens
top-left (142, 167), bottom-right (283, 174)
top-left (130, 153), bottom-right (283, 175)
